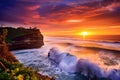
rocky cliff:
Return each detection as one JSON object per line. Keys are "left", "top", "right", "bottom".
{"left": 0, "top": 27, "right": 44, "bottom": 51}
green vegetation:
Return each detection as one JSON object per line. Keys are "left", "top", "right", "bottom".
{"left": 0, "top": 29, "right": 18, "bottom": 62}
{"left": 0, "top": 27, "right": 41, "bottom": 42}
{"left": 0, "top": 59, "right": 55, "bottom": 80}
{"left": 0, "top": 59, "right": 38, "bottom": 80}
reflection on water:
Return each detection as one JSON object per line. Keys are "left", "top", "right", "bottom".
{"left": 45, "top": 36, "right": 120, "bottom": 70}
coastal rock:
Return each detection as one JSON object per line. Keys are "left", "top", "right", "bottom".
{"left": 8, "top": 32, "right": 44, "bottom": 50}
{"left": 0, "top": 27, "right": 44, "bottom": 51}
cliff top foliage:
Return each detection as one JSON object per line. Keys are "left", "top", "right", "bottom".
{"left": 0, "top": 59, "right": 39, "bottom": 80}
{"left": 0, "top": 29, "right": 18, "bottom": 62}
{"left": 0, "top": 26, "right": 41, "bottom": 42}
{"left": 0, "top": 58, "right": 55, "bottom": 80}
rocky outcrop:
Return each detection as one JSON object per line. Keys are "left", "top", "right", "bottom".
{"left": 0, "top": 27, "right": 44, "bottom": 51}
{"left": 8, "top": 32, "right": 44, "bottom": 51}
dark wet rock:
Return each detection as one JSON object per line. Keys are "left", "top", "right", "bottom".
{"left": 8, "top": 32, "right": 44, "bottom": 50}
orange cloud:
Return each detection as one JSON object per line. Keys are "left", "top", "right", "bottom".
{"left": 0, "top": 0, "right": 120, "bottom": 35}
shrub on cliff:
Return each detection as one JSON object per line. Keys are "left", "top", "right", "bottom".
{"left": 0, "top": 29, "right": 18, "bottom": 62}
{"left": 0, "top": 59, "right": 55, "bottom": 80}
{"left": 0, "top": 59, "right": 39, "bottom": 80}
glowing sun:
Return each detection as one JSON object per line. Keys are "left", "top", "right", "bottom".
{"left": 78, "top": 31, "right": 89, "bottom": 40}
{"left": 81, "top": 31, "right": 88, "bottom": 36}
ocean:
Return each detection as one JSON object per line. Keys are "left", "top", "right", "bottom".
{"left": 12, "top": 35, "right": 120, "bottom": 80}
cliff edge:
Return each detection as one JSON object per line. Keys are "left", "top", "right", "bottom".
{"left": 0, "top": 27, "right": 44, "bottom": 51}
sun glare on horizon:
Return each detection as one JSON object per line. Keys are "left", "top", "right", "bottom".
{"left": 77, "top": 31, "right": 89, "bottom": 36}
{"left": 81, "top": 31, "right": 88, "bottom": 36}
{"left": 78, "top": 31, "right": 89, "bottom": 40}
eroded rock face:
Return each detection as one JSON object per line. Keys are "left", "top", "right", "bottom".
{"left": 0, "top": 27, "right": 44, "bottom": 51}
{"left": 8, "top": 29, "right": 44, "bottom": 51}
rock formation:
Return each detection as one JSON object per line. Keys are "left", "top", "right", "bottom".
{"left": 0, "top": 27, "right": 44, "bottom": 50}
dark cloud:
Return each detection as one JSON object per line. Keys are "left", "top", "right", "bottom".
{"left": 0, "top": 0, "right": 40, "bottom": 23}
{"left": 0, "top": 0, "right": 120, "bottom": 29}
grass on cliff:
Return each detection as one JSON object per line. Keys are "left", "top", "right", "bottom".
{"left": 0, "top": 59, "right": 39, "bottom": 80}
{"left": 0, "top": 59, "right": 55, "bottom": 80}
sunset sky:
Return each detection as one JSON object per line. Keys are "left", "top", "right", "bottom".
{"left": 0, "top": 0, "right": 120, "bottom": 36}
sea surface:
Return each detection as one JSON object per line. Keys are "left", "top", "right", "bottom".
{"left": 12, "top": 35, "right": 120, "bottom": 80}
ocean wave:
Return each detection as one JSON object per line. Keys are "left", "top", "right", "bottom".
{"left": 48, "top": 47, "right": 120, "bottom": 80}
{"left": 45, "top": 36, "right": 120, "bottom": 51}
{"left": 63, "top": 42, "right": 120, "bottom": 52}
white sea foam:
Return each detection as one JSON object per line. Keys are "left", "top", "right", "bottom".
{"left": 48, "top": 47, "right": 120, "bottom": 79}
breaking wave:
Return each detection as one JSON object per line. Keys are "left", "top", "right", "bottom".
{"left": 48, "top": 47, "right": 120, "bottom": 80}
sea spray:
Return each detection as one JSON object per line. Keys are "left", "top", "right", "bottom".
{"left": 48, "top": 47, "right": 120, "bottom": 80}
